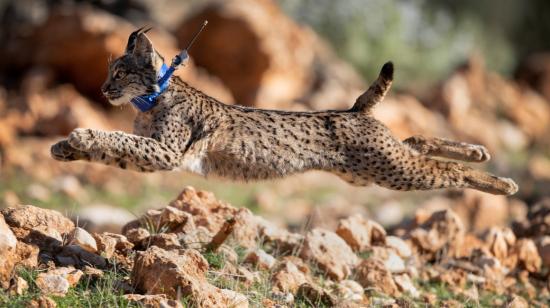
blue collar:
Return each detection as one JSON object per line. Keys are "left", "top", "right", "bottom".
{"left": 131, "top": 63, "right": 175, "bottom": 112}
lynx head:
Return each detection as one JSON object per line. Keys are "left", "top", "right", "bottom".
{"left": 101, "top": 28, "right": 165, "bottom": 106}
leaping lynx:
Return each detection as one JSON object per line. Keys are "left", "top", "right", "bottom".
{"left": 51, "top": 29, "right": 518, "bottom": 195}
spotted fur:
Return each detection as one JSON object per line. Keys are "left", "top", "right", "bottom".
{"left": 51, "top": 31, "right": 518, "bottom": 195}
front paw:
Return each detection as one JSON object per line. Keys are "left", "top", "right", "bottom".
{"left": 51, "top": 140, "right": 89, "bottom": 161}
{"left": 68, "top": 128, "right": 96, "bottom": 151}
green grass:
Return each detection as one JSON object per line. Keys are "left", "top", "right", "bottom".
{"left": 0, "top": 267, "right": 136, "bottom": 308}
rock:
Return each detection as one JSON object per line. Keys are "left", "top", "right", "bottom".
{"left": 124, "top": 227, "right": 150, "bottom": 245}
{"left": 374, "top": 201, "right": 405, "bottom": 227}
{"left": 515, "top": 52, "right": 550, "bottom": 102}
{"left": 0, "top": 213, "right": 18, "bottom": 289}
{"left": 69, "top": 227, "right": 98, "bottom": 253}
{"left": 179, "top": 226, "right": 214, "bottom": 250}
{"left": 132, "top": 246, "right": 248, "bottom": 306}
{"left": 244, "top": 249, "right": 276, "bottom": 270}
{"left": 514, "top": 198, "right": 550, "bottom": 238}
{"left": 537, "top": 236, "right": 550, "bottom": 267}
{"left": 27, "top": 295, "right": 57, "bottom": 308}
{"left": 257, "top": 217, "right": 303, "bottom": 253}
{"left": 1, "top": 205, "right": 74, "bottom": 250}
{"left": 514, "top": 239, "right": 542, "bottom": 273}
{"left": 124, "top": 294, "right": 183, "bottom": 308}
{"left": 176, "top": 0, "right": 364, "bottom": 109}
{"left": 383, "top": 249, "right": 406, "bottom": 273}
{"left": 300, "top": 228, "right": 359, "bottom": 281}
{"left": 336, "top": 214, "right": 386, "bottom": 252}
{"left": 485, "top": 227, "right": 517, "bottom": 268}
{"left": 169, "top": 187, "right": 260, "bottom": 248}
{"left": 409, "top": 209, "right": 465, "bottom": 260}
{"left": 1, "top": 4, "right": 232, "bottom": 104}
{"left": 271, "top": 257, "right": 310, "bottom": 294}
{"left": 83, "top": 266, "right": 104, "bottom": 279}
{"left": 393, "top": 274, "right": 420, "bottom": 298}
{"left": 355, "top": 258, "right": 400, "bottom": 296}
{"left": 93, "top": 232, "right": 133, "bottom": 258}
{"left": 333, "top": 280, "right": 364, "bottom": 303}
{"left": 9, "top": 276, "right": 29, "bottom": 295}
{"left": 296, "top": 282, "right": 336, "bottom": 307}
{"left": 15, "top": 242, "right": 39, "bottom": 269}
{"left": 507, "top": 296, "right": 529, "bottom": 308}
{"left": 36, "top": 267, "right": 83, "bottom": 296}
{"left": 385, "top": 236, "right": 412, "bottom": 258}
{"left": 140, "top": 233, "right": 182, "bottom": 250}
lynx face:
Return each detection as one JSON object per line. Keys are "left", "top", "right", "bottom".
{"left": 101, "top": 29, "right": 164, "bottom": 106}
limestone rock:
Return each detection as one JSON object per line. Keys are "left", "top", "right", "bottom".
{"left": 93, "top": 232, "right": 134, "bottom": 258}
{"left": 393, "top": 274, "right": 420, "bottom": 298}
{"left": 124, "top": 228, "right": 150, "bottom": 245}
{"left": 69, "top": 227, "right": 97, "bottom": 253}
{"left": 56, "top": 245, "right": 107, "bottom": 268}
{"left": 409, "top": 209, "right": 464, "bottom": 260}
{"left": 271, "top": 257, "right": 310, "bottom": 294}
{"left": 0, "top": 213, "right": 18, "bottom": 289}
{"left": 124, "top": 294, "right": 183, "bottom": 308}
{"left": 257, "top": 217, "right": 303, "bottom": 253}
{"left": 333, "top": 280, "right": 364, "bottom": 303}
{"left": 385, "top": 236, "right": 412, "bottom": 258}
{"left": 176, "top": 0, "right": 364, "bottom": 110}
{"left": 27, "top": 295, "right": 57, "bottom": 308}
{"left": 132, "top": 246, "right": 248, "bottom": 307}
{"left": 9, "top": 276, "right": 29, "bottom": 296}
{"left": 537, "top": 236, "right": 550, "bottom": 267}
{"left": 1, "top": 205, "right": 74, "bottom": 250}
{"left": 355, "top": 258, "right": 400, "bottom": 296}
{"left": 336, "top": 214, "right": 386, "bottom": 252}
{"left": 296, "top": 282, "right": 336, "bottom": 307}
{"left": 36, "top": 267, "right": 83, "bottom": 296}
{"left": 244, "top": 249, "right": 276, "bottom": 270}
{"left": 514, "top": 239, "right": 542, "bottom": 273}
{"left": 140, "top": 233, "right": 182, "bottom": 250}
{"left": 300, "top": 228, "right": 358, "bottom": 281}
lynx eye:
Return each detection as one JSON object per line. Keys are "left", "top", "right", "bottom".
{"left": 114, "top": 70, "right": 127, "bottom": 80}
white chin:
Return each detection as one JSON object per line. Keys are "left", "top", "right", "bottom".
{"left": 109, "top": 94, "right": 132, "bottom": 106}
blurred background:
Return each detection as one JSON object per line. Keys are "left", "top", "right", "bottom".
{"left": 1, "top": 0, "right": 549, "bottom": 234}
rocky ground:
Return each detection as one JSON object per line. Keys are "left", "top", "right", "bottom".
{"left": 0, "top": 186, "right": 549, "bottom": 307}
{"left": 1, "top": 0, "right": 550, "bottom": 307}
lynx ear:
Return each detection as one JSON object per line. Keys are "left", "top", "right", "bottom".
{"left": 125, "top": 27, "right": 151, "bottom": 54}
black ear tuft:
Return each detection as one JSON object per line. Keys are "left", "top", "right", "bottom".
{"left": 125, "top": 26, "right": 153, "bottom": 54}
{"left": 380, "top": 61, "right": 394, "bottom": 80}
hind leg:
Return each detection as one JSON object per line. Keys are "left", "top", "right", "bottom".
{"left": 403, "top": 135, "right": 490, "bottom": 163}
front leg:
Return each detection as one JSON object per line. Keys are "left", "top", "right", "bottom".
{"left": 65, "top": 128, "right": 183, "bottom": 171}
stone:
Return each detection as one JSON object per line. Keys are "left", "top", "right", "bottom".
{"left": 124, "top": 227, "right": 150, "bottom": 244}
{"left": 27, "top": 296, "right": 57, "bottom": 308}
{"left": 176, "top": 0, "right": 364, "bottom": 110}
{"left": 1, "top": 205, "right": 74, "bottom": 250}
{"left": 15, "top": 242, "right": 40, "bottom": 269}
{"left": 83, "top": 266, "right": 104, "bottom": 279}
{"left": 244, "top": 249, "right": 276, "bottom": 270}
{"left": 514, "top": 239, "right": 542, "bottom": 273}
{"left": 36, "top": 267, "right": 83, "bottom": 296}
{"left": 300, "top": 228, "right": 359, "bottom": 281}
{"left": 537, "top": 236, "right": 550, "bottom": 267}
{"left": 124, "top": 294, "right": 183, "bottom": 308}
{"left": 9, "top": 276, "right": 29, "bottom": 295}
{"left": 507, "top": 296, "right": 529, "bottom": 308}
{"left": 170, "top": 187, "right": 260, "bottom": 248}
{"left": 141, "top": 233, "right": 182, "bottom": 250}
{"left": 0, "top": 213, "right": 18, "bottom": 289}
{"left": 132, "top": 246, "right": 248, "bottom": 306}
{"left": 271, "top": 257, "right": 310, "bottom": 294}
{"left": 336, "top": 214, "right": 386, "bottom": 252}
{"left": 393, "top": 274, "right": 420, "bottom": 298}
{"left": 385, "top": 236, "right": 412, "bottom": 258}
{"left": 296, "top": 283, "right": 336, "bottom": 307}
{"left": 333, "top": 280, "right": 364, "bottom": 303}
{"left": 485, "top": 227, "right": 517, "bottom": 268}
{"left": 409, "top": 209, "right": 464, "bottom": 260}
{"left": 257, "top": 217, "right": 303, "bottom": 253}
{"left": 453, "top": 190, "right": 509, "bottom": 231}
{"left": 69, "top": 227, "right": 98, "bottom": 253}
{"left": 355, "top": 258, "right": 400, "bottom": 296}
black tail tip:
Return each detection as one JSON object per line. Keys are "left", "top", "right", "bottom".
{"left": 381, "top": 61, "right": 394, "bottom": 80}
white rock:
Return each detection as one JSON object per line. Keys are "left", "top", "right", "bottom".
{"left": 384, "top": 250, "right": 406, "bottom": 273}
{"left": 393, "top": 274, "right": 420, "bottom": 298}
{"left": 69, "top": 227, "right": 98, "bottom": 253}
{"left": 244, "top": 249, "right": 276, "bottom": 270}
{"left": 386, "top": 236, "right": 412, "bottom": 258}
{"left": 0, "top": 214, "right": 17, "bottom": 251}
